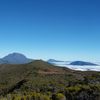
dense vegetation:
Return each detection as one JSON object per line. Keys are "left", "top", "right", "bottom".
{"left": 0, "top": 60, "right": 100, "bottom": 100}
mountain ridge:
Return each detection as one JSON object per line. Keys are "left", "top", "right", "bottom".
{"left": 0, "top": 53, "right": 100, "bottom": 71}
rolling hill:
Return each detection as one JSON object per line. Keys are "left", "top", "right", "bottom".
{"left": 0, "top": 60, "right": 100, "bottom": 99}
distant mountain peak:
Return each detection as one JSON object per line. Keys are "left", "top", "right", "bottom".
{"left": 0, "top": 52, "right": 33, "bottom": 64}
{"left": 48, "top": 59, "right": 64, "bottom": 62}
{"left": 70, "top": 61, "right": 98, "bottom": 66}
{"left": 3, "top": 52, "right": 27, "bottom": 59}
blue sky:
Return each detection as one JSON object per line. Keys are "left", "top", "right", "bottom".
{"left": 0, "top": 0, "right": 100, "bottom": 61}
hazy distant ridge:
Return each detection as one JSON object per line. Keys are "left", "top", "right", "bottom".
{"left": 0, "top": 53, "right": 33, "bottom": 64}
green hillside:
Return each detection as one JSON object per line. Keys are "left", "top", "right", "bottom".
{"left": 0, "top": 60, "right": 100, "bottom": 100}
